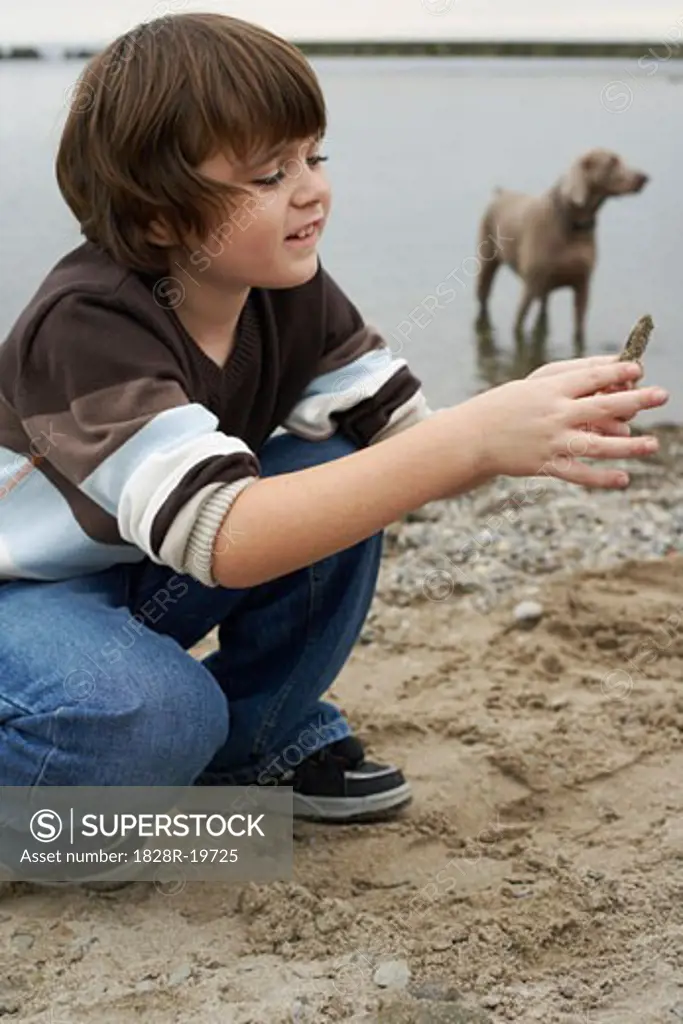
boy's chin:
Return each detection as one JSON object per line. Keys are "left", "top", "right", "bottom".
{"left": 258, "top": 254, "right": 320, "bottom": 290}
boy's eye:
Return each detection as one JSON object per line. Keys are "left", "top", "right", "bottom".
{"left": 252, "top": 154, "right": 329, "bottom": 188}
{"left": 253, "top": 169, "right": 286, "bottom": 187}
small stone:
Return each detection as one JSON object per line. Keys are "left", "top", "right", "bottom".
{"left": 135, "top": 981, "right": 156, "bottom": 994}
{"left": 168, "top": 963, "right": 193, "bottom": 986}
{"left": 10, "top": 933, "right": 34, "bottom": 953}
{"left": 513, "top": 601, "right": 543, "bottom": 628}
{"left": 0, "top": 993, "right": 20, "bottom": 1017}
{"left": 373, "top": 960, "right": 411, "bottom": 989}
{"left": 480, "top": 993, "right": 501, "bottom": 1009}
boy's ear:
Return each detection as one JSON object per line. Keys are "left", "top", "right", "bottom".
{"left": 145, "top": 216, "right": 175, "bottom": 247}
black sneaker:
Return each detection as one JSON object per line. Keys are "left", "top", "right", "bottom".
{"left": 268, "top": 736, "right": 412, "bottom": 823}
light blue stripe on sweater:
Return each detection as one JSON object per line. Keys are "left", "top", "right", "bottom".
{"left": 81, "top": 403, "right": 218, "bottom": 515}
{"left": 0, "top": 449, "right": 143, "bottom": 581}
{"left": 300, "top": 348, "right": 399, "bottom": 397}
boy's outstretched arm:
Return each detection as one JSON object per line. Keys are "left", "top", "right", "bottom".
{"left": 208, "top": 359, "right": 668, "bottom": 589}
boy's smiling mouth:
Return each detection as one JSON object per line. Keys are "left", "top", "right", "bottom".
{"left": 285, "top": 217, "right": 324, "bottom": 245}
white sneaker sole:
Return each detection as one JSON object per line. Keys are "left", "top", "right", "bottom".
{"left": 293, "top": 782, "right": 413, "bottom": 823}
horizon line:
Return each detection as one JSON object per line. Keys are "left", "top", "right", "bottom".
{"left": 2, "top": 37, "right": 681, "bottom": 48}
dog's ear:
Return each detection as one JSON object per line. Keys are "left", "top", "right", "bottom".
{"left": 561, "top": 157, "right": 591, "bottom": 207}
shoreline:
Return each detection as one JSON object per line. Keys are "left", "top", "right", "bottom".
{"left": 4, "top": 41, "right": 683, "bottom": 60}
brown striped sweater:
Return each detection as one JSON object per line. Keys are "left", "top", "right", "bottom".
{"left": 0, "top": 242, "right": 432, "bottom": 585}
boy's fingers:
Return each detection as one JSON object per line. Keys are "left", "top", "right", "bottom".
{"left": 561, "top": 361, "right": 644, "bottom": 397}
{"left": 594, "top": 418, "right": 631, "bottom": 437}
{"left": 579, "top": 385, "right": 669, "bottom": 419}
{"left": 530, "top": 355, "right": 619, "bottom": 381}
{"left": 575, "top": 433, "right": 659, "bottom": 460}
{"left": 547, "top": 458, "right": 629, "bottom": 489}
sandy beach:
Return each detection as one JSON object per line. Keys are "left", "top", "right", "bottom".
{"left": 2, "top": 428, "right": 683, "bottom": 1024}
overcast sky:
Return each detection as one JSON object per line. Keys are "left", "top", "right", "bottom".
{"left": 2, "top": 0, "right": 683, "bottom": 47}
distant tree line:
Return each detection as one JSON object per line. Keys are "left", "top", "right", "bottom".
{"left": 2, "top": 41, "right": 683, "bottom": 60}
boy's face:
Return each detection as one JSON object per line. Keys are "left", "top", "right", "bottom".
{"left": 181, "top": 136, "right": 331, "bottom": 291}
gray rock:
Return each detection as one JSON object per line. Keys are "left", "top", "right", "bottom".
{"left": 168, "top": 963, "right": 193, "bottom": 986}
{"left": 373, "top": 959, "right": 411, "bottom": 989}
{"left": 10, "top": 932, "right": 34, "bottom": 953}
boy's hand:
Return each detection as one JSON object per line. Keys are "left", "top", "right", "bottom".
{"left": 463, "top": 359, "right": 668, "bottom": 489}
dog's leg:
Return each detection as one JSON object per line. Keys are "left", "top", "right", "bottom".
{"left": 475, "top": 224, "right": 502, "bottom": 326}
{"left": 514, "top": 286, "right": 535, "bottom": 338}
{"left": 573, "top": 279, "right": 589, "bottom": 350}
{"left": 532, "top": 297, "right": 550, "bottom": 349}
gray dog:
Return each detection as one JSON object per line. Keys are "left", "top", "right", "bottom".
{"left": 475, "top": 148, "right": 649, "bottom": 346}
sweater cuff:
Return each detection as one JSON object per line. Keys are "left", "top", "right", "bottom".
{"left": 369, "top": 390, "right": 436, "bottom": 444}
{"left": 182, "top": 477, "right": 257, "bottom": 587}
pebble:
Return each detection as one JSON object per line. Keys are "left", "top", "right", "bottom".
{"left": 168, "top": 963, "right": 193, "bottom": 986}
{"left": 512, "top": 600, "right": 544, "bottom": 627}
{"left": 373, "top": 959, "right": 411, "bottom": 989}
{"left": 10, "top": 932, "right": 34, "bottom": 953}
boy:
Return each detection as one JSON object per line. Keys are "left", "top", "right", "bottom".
{"left": 0, "top": 13, "right": 668, "bottom": 824}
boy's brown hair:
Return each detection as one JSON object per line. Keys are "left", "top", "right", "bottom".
{"left": 56, "top": 12, "right": 326, "bottom": 273}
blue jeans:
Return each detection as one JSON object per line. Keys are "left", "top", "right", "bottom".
{"left": 0, "top": 433, "right": 382, "bottom": 788}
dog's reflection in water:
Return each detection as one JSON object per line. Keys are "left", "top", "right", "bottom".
{"left": 474, "top": 312, "right": 553, "bottom": 391}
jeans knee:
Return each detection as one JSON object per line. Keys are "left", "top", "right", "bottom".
{"left": 125, "top": 671, "right": 229, "bottom": 784}
{"left": 42, "top": 662, "right": 229, "bottom": 786}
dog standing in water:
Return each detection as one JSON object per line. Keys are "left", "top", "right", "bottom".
{"left": 476, "top": 148, "right": 649, "bottom": 347}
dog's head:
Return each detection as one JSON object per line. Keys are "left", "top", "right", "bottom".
{"left": 560, "top": 148, "right": 649, "bottom": 208}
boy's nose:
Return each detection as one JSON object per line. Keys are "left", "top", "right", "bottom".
{"left": 291, "top": 163, "right": 330, "bottom": 208}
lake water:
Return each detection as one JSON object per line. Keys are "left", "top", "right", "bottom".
{"left": 1, "top": 55, "right": 682, "bottom": 422}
